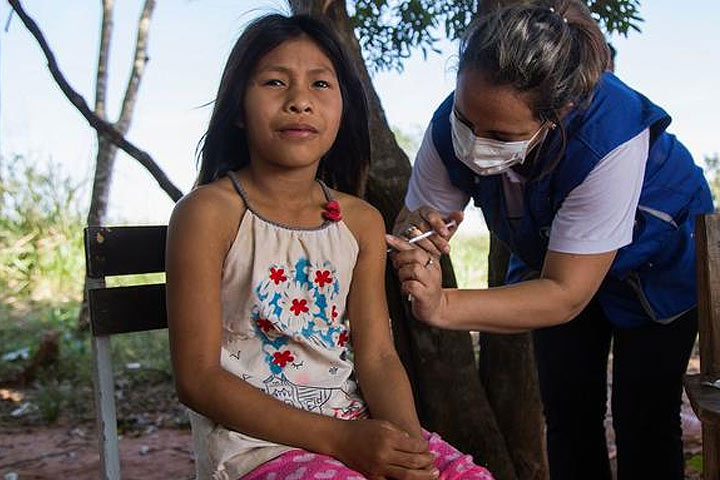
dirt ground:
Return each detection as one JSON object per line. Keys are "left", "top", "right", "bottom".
{"left": 0, "top": 399, "right": 705, "bottom": 479}
{"left": 0, "top": 356, "right": 706, "bottom": 479}
{"left": 0, "top": 426, "right": 194, "bottom": 479}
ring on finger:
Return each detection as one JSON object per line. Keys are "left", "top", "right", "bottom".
{"left": 424, "top": 256, "right": 434, "bottom": 268}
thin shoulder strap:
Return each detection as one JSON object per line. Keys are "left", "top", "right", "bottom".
{"left": 316, "top": 179, "right": 334, "bottom": 202}
{"left": 226, "top": 171, "right": 251, "bottom": 207}
{"left": 230, "top": 171, "right": 333, "bottom": 208}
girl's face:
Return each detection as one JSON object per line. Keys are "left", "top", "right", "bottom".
{"left": 243, "top": 36, "right": 343, "bottom": 171}
{"left": 454, "top": 69, "right": 544, "bottom": 143}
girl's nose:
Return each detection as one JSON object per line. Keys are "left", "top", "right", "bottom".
{"left": 285, "top": 90, "right": 313, "bottom": 114}
{"left": 288, "top": 102, "right": 312, "bottom": 113}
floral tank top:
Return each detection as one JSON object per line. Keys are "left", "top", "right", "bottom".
{"left": 189, "top": 172, "right": 368, "bottom": 480}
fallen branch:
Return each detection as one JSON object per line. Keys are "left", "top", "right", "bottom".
{"left": 7, "top": 0, "right": 183, "bottom": 202}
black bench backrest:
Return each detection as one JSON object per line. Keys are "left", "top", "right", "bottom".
{"left": 84, "top": 226, "right": 168, "bottom": 336}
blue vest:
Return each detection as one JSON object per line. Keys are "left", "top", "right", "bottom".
{"left": 432, "top": 73, "right": 714, "bottom": 327}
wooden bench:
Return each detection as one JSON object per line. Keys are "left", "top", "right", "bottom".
{"left": 84, "top": 215, "right": 720, "bottom": 479}
{"left": 684, "top": 213, "right": 720, "bottom": 480}
{"left": 84, "top": 225, "right": 168, "bottom": 480}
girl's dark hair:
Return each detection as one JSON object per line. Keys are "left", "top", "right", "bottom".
{"left": 460, "top": 0, "right": 610, "bottom": 175}
{"left": 196, "top": 14, "right": 370, "bottom": 196}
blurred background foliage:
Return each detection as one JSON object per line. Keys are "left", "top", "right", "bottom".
{"left": 0, "top": 155, "right": 177, "bottom": 426}
{"left": 350, "top": 0, "right": 642, "bottom": 73}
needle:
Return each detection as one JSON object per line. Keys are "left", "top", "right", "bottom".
{"left": 386, "top": 220, "right": 457, "bottom": 253}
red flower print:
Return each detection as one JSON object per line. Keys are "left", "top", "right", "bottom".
{"left": 272, "top": 350, "right": 294, "bottom": 368}
{"left": 338, "top": 331, "right": 349, "bottom": 347}
{"left": 256, "top": 317, "right": 274, "bottom": 332}
{"left": 269, "top": 267, "right": 287, "bottom": 285}
{"left": 331, "top": 305, "right": 338, "bottom": 320}
{"left": 322, "top": 200, "right": 343, "bottom": 222}
{"left": 290, "top": 298, "right": 309, "bottom": 316}
{"left": 314, "top": 270, "right": 333, "bottom": 288}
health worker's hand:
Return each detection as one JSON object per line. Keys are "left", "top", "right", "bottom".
{"left": 333, "top": 419, "right": 438, "bottom": 480}
{"left": 392, "top": 207, "right": 463, "bottom": 257}
{"left": 385, "top": 235, "right": 448, "bottom": 329}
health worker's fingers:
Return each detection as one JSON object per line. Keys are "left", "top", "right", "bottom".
{"left": 397, "top": 263, "right": 436, "bottom": 292}
{"left": 393, "top": 214, "right": 427, "bottom": 238}
{"left": 388, "top": 243, "right": 436, "bottom": 271}
{"left": 418, "top": 208, "right": 463, "bottom": 254}
{"left": 385, "top": 234, "right": 415, "bottom": 253}
{"left": 418, "top": 208, "right": 463, "bottom": 237}
{"left": 409, "top": 234, "right": 445, "bottom": 258}
{"left": 445, "top": 210, "right": 464, "bottom": 234}
{"left": 418, "top": 207, "right": 451, "bottom": 235}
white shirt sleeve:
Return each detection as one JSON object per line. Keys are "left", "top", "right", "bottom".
{"left": 404, "top": 123, "right": 470, "bottom": 216}
{"left": 548, "top": 128, "right": 649, "bottom": 254}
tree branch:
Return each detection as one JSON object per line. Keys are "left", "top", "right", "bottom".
{"left": 94, "top": 0, "right": 113, "bottom": 118}
{"left": 116, "top": 0, "right": 155, "bottom": 132}
{"left": 288, "top": 0, "right": 335, "bottom": 16}
{"left": 7, "top": 0, "right": 182, "bottom": 202}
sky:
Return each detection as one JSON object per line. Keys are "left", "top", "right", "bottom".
{"left": 1, "top": 1, "right": 719, "bottom": 229}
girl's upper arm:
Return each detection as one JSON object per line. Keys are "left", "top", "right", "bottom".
{"left": 165, "top": 187, "right": 240, "bottom": 392}
{"left": 343, "top": 200, "right": 396, "bottom": 362}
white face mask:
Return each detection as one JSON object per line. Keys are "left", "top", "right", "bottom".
{"left": 450, "top": 108, "right": 548, "bottom": 176}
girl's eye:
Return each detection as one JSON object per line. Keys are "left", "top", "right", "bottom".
{"left": 263, "top": 79, "right": 285, "bottom": 87}
{"left": 313, "top": 80, "right": 331, "bottom": 89}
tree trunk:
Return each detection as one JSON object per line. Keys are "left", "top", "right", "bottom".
{"left": 85, "top": 0, "right": 115, "bottom": 226}
{"left": 79, "top": 0, "right": 156, "bottom": 330}
{"left": 289, "top": 2, "right": 518, "bottom": 477}
{"left": 480, "top": 234, "right": 548, "bottom": 479}
{"left": 9, "top": 0, "right": 180, "bottom": 329}
{"left": 459, "top": 3, "right": 548, "bottom": 477}
{"left": 87, "top": 0, "right": 154, "bottom": 226}
{"left": 87, "top": 139, "right": 118, "bottom": 226}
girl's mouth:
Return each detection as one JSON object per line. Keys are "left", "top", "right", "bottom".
{"left": 278, "top": 123, "right": 319, "bottom": 139}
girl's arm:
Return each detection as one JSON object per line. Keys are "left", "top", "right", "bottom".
{"left": 167, "top": 187, "right": 341, "bottom": 452}
{"left": 167, "top": 185, "right": 435, "bottom": 479}
{"left": 386, "top": 234, "right": 615, "bottom": 332}
{"left": 343, "top": 198, "right": 425, "bottom": 438}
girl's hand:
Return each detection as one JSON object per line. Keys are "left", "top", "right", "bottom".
{"left": 392, "top": 207, "right": 463, "bottom": 257}
{"left": 333, "top": 419, "right": 438, "bottom": 479}
{"left": 385, "top": 235, "right": 448, "bottom": 329}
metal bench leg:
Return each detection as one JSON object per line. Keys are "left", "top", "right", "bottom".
{"left": 92, "top": 335, "right": 121, "bottom": 480}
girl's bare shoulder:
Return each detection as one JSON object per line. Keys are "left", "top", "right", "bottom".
{"left": 331, "top": 190, "right": 385, "bottom": 246}
{"left": 169, "top": 177, "right": 246, "bottom": 250}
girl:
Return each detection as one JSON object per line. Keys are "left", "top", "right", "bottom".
{"left": 387, "top": 1, "right": 713, "bottom": 479}
{"left": 166, "top": 14, "right": 494, "bottom": 480}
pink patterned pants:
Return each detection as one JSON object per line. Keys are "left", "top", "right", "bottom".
{"left": 242, "top": 431, "right": 494, "bottom": 480}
